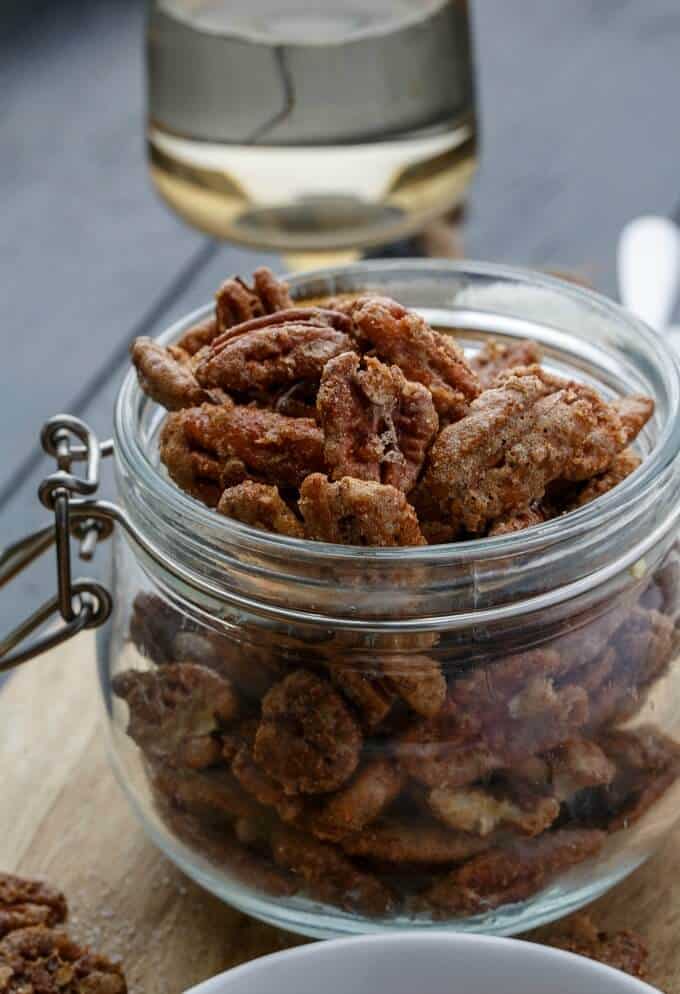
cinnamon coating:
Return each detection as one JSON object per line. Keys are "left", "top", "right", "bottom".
{"left": 299, "top": 474, "right": 426, "bottom": 547}
{"left": 317, "top": 352, "right": 438, "bottom": 493}
{"left": 131, "top": 337, "right": 211, "bottom": 411}
{"left": 217, "top": 481, "right": 305, "bottom": 538}
{"left": 423, "top": 366, "right": 630, "bottom": 533}
{"left": 215, "top": 267, "right": 293, "bottom": 332}
{"left": 470, "top": 339, "right": 542, "bottom": 388}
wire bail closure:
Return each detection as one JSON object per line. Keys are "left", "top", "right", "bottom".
{"left": 0, "top": 416, "right": 116, "bottom": 672}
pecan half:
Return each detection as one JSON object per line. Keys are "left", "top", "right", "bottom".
{"left": 215, "top": 267, "right": 293, "bottom": 332}
{"left": 131, "top": 337, "right": 211, "bottom": 411}
{"left": 299, "top": 474, "right": 426, "bottom": 547}
{"left": 470, "top": 339, "right": 542, "bottom": 388}
{"left": 349, "top": 296, "right": 480, "bottom": 421}
{"left": 423, "top": 366, "right": 629, "bottom": 532}
{"left": 318, "top": 352, "right": 438, "bottom": 493}
{"left": 112, "top": 663, "right": 239, "bottom": 769}
{"left": 0, "top": 875, "right": 67, "bottom": 941}
{"left": 254, "top": 670, "right": 362, "bottom": 795}
{"left": 217, "top": 481, "right": 305, "bottom": 538}
{"left": 341, "top": 818, "right": 490, "bottom": 864}
{"left": 0, "top": 927, "right": 127, "bottom": 994}
{"left": 311, "top": 760, "right": 403, "bottom": 842}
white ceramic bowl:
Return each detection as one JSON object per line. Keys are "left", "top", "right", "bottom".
{"left": 186, "top": 933, "right": 659, "bottom": 994}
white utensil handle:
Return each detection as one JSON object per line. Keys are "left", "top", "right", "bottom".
{"left": 617, "top": 215, "right": 680, "bottom": 331}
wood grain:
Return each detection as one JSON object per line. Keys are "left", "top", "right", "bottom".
{"left": 2, "top": 634, "right": 679, "bottom": 993}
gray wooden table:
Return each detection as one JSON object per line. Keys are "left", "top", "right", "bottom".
{"left": 3, "top": 0, "right": 680, "bottom": 656}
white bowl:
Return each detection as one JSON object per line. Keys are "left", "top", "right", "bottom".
{"left": 186, "top": 933, "right": 659, "bottom": 994}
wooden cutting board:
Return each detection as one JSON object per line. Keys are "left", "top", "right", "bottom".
{"left": 2, "top": 632, "right": 679, "bottom": 993}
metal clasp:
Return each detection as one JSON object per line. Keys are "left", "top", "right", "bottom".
{"left": 0, "top": 416, "right": 116, "bottom": 672}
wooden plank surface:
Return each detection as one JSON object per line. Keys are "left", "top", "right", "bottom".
{"left": 2, "top": 633, "right": 680, "bottom": 993}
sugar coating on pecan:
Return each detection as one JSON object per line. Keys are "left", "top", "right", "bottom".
{"left": 546, "top": 914, "right": 648, "bottom": 979}
{"left": 423, "top": 366, "right": 629, "bottom": 532}
{"left": 613, "top": 394, "right": 655, "bottom": 444}
{"left": 271, "top": 826, "right": 396, "bottom": 916}
{"left": 318, "top": 352, "right": 438, "bottom": 493}
{"left": 218, "top": 482, "right": 304, "bottom": 538}
{"left": 215, "top": 268, "right": 293, "bottom": 332}
{"left": 341, "top": 818, "right": 490, "bottom": 864}
{"left": 399, "top": 713, "right": 503, "bottom": 790}
{"left": 349, "top": 295, "right": 481, "bottom": 421}
{"left": 326, "top": 663, "right": 396, "bottom": 730}
{"left": 299, "top": 474, "right": 426, "bottom": 547}
{"left": 152, "top": 766, "right": 262, "bottom": 824}
{"left": 0, "top": 927, "right": 127, "bottom": 994}
{"left": 311, "top": 760, "right": 403, "bottom": 842}
{"left": 470, "top": 339, "right": 542, "bottom": 388}
{"left": 231, "top": 742, "right": 304, "bottom": 824}
{"left": 112, "top": 663, "right": 239, "bottom": 769}
{"left": 209, "top": 306, "right": 354, "bottom": 353}
{"left": 421, "top": 829, "right": 605, "bottom": 914}
{"left": 0, "top": 875, "right": 67, "bottom": 941}
{"left": 160, "top": 407, "right": 247, "bottom": 507}
{"left": 195, "top": 319, "right": 353, "bottom": 395}
{"left": 255, "top": 670, "right": 362, "bottom": 795}
{"left": 131, "top": 337, "right": 211, "bottom": 411}
{"left": 163, "top": 403, "right": 324, "bottom": 497}
{"left": 427, "top": 783, "right": 560, "bottom": 838}
{"left": 176, "top": 316, "right": 221, "bottom": 357}
{"left": 566, "top": 448, "right": 641, "bottom": 510}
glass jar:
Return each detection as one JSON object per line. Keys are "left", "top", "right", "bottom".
{"left": 101, "top": 261, "right": 680, "bottom": 939}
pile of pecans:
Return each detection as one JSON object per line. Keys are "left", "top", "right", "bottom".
{"left": 0, "top": 873, "right": 126, "bottom": 993}
{"left": 130, "top": 268, "right": 654, "bottom": 545}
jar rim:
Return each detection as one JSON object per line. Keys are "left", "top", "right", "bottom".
{"left": 115, "top": 258, "right": 680, "bottom": 567}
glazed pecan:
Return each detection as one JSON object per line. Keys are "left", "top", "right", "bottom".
{"left": 299, "top": 474, "right": 426, "bottom": 547}
{"left": 217, "top": 482, "right": 305, "bottom": 538}
{"left": 131, "top": 337, "right": 211, "bottom": 411}
{"left": 379, "top": 654, "right": 446, "bottom": 718}
{"left": 423, "top": 366, "right": 629, "bottom": 533}
{"left": 161, "top": 403, "right": 324, "bottom": 500}
{"left": 231, "top": 742, "right": 304, "bottom": 824}
{"left": 317, "top": 352, "right": 438, "bottom": 493}
{"left": 349, "top": 296, "right": 480, "bottom": 421}
{"left": 152, "top": 766, "right": 262, "bottom": 824}
{"left": 420, "top": 829, "right": 605, "bottom": 915}
{"left": 311, "top": 760, "right": 403, "bottom": 842}
{"left": 487, "top": 503, "right": 549, "bottom": 536}
{"left": 0, "top": 927, "right": 126, "bottom": 994}
{"left": 546, "top": 914, "right": 648, "bottom": 979}
{"left": 565, "top": 448, "right": 641, "bottom": 510}
{"left": 112, "top": 663, "right": 239, "bottom": 770}
{"left": 340, "top": 818, "right": 490, "bottom": 864}
{"left": 326, "top": 663, "right": 396, "bottom": 731}
{"left": 571, "top": 727, "right": 680, "bottom": 831}
{"left": 215, "top": 267, "right": 293, "bottom": 332}
{"left": 0, "top": 875, "right": 67, "bottom": 940}
{"left": 255, "top": 670, "right": 362, "bottom": 795}
{"left": 427, "top": 782, "right": 560, "bottom": 838}
{"left": 271, "top": 826, "right": 396, "bottom": 916}
{"left": 129, "top": 592, "right": 186, "bottom": 665}
{"left": 613, "top": 394, "right": 655, "bottom": 444}
{"left": 176, "top": 316, "right": 220, "bottom": 356}
{"left": 195, "top": 314, "right": 353, "bottom": 396}
{"left": 470, "top": 339, "right": 542, "bottom": 388}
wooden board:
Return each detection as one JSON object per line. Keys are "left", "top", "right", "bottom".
{"left": 1, "top": 633, "right": 679, "bottom": 993}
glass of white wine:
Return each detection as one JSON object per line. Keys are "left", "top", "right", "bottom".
{"left": 147, "top": 0, "right": 477, "bottom": 259}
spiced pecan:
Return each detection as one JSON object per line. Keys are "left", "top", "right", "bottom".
{"left": 427, "top": 782, "right": 560, "bottom": 838}
{"left": 161, "top": 403, "right": 324, "bottom": 499}
{"left": 217, "top": 482, "right": 304, "bottom": 538}
{"left": 215, "top": 268, "right": 293, "bottom": 332}
{"left": 176, "top": 316, "right": 220, "bottom": 356}
{"left": 299, "top": 474, "right": 426, "bottom": 547}
{"left": 325, "top": 663, "right": 396, "bottom": 731}
{"left": 565, "top": 448, "right": 641, "bottom": 510}
{"left": 340, "top": 818, "right": 490, "bottom": 864}
{"left": 546, "top": 914, "right": 648, "bottom": 979}
{"left": 0, "top": 875, "right": 67, "bottom": 941}
{"left": 131, "top": 337, "right": 211, "bottom": 411}
{"left": 470, "top": 339, "right": 542, "bottom": 388}
{"left": 129, "top": 592, "right": 185, "bottom": 665}
{"left": 349, "top": 296, "right": 480, "bottom": 421}
{"left": 255, "top": 670, "right": 362, "bottom": 795}
{"left": 420, "top": 829, "right": 605, "bottom": 914}
{"left": 152, "top": 766, "right": 262, "bottom": 824}
{"left": 487, "top": 503, "right": 549, "bottom": 536}
{"left": 422, "top": 366, "right": 629, "bottom": 533}
{"left": 112, "top": 663, "right": 239, "bottom": 770}
{"left": 379, "top": 655, "right": 446, "bottom": 718}
{"left": 195, "top": 317, "right": 353, "bottom": 396}
{"left": 271, "top": 826, "right": 396, "bottom": 916}
{"left": 0, "top": 927, "right": 126, "bottom": 994}
{"left": 613, "top": 394, "right": 655, "bottom": 444}
{"left": 311, "top": 760, "right": 403, "bottom": 842}
{"left": 317, "top": 352, "right": 438, "bottom": 493}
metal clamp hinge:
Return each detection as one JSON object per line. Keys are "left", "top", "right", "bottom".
{"left": 0, "top": 416, "right": 116, "bottom": 672}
